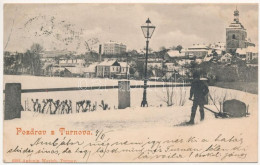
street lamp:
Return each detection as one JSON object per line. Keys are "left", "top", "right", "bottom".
{"left": 141, "top": 18, "right": 156, "bottom": 107}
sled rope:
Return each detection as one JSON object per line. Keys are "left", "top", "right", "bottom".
{"left": 208, "top": 92, "right": 221, "bottom": 112}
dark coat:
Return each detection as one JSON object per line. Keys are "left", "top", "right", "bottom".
{"left": 190, "top": 79, "right": 209, "bottom": 104}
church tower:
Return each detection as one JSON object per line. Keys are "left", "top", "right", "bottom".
{"left": 226, "top": 7, "right": 247, "bottom": 54}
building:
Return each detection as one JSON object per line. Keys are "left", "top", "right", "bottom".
{"left": 183, "top": 44, "right": 209, "bottom": 59}
{"left": 51, "top": 65, "right": 65, "bottom": 77}
{"left": 246, "top": 46, "right": 258, "bottom": 62}
{"left": 226, "top": 8, "right": 255, "bottom": 53}
{"left": 59, "top": 59, "right": 85, "bottom": 67}
{"left": 220, "top": 53, "right": 232, "bottom": 63}
{"left": 96, "top": 60, "right": 121, "bottom": 78}
{"left": 209, "top": 42, "right": 226, "bottom": 51}
{"left": 167, "top": 50, "right": 186, "bottom": 58}
{"left": 83, "top": 63, "right": 98, "bottom": 78}
{"left": 119, "top": 62, "right": 130, "bottom": 74}
{"left": 177, "top": 59, "right": 193, "bottom": 66}
{"left": 236, "top": 48, "right": 247, "bottom": 61}
{"left": 236, "top": 46, "right": 258, "bottom": 62}
{"left": 103, "top": 41, "right": 127, "bottom": 55}
{"left": 203, "top": 54, "right": 213, "bottom": 62}
{"left": 64, "top": 67, "right": 85, "bottom": 77}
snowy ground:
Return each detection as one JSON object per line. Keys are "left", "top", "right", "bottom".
{"left": 20, "top": 85, "right": 256, "bottom": 113}
{"left": 3, "top": 75, "right": 184, "bottom": 89}
{"left": 9, "top": 86, "right": 258, "bottom": 130}
{"left": 3, "top": 75, "right": 257, "bottom": 132}
{"left": 4, "top": 95, "right": 258, "bottom": 162}
{"left": 3, "top": 75, "right": 258, "bottom": 162}
{"left": 3, "top": 75, "right": 257, "bottom": 126}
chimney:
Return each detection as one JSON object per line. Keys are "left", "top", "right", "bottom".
{"left": 99, "top": 44, "right": 102, "bottom": 62}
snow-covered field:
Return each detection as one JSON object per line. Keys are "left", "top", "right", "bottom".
{"left": 19, "top": 85, "right": 256, "bottom": 114}
{"left": 3, "top": 75, "right": 257, "bottom": 127}
{"left": 3, "top": 75, "right": 258, "bottom": 162}
{"left": 3, "top": 75, "right": 184, "bottom": 89}
{"left": 5, "top": 75, "right": 255, "bottom": 112}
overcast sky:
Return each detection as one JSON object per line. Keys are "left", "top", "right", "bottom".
{"left": 4, "top": 3, "right": 258, "bottom": 53}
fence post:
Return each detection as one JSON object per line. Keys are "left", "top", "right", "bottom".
{"left": 4, "top": 83, "right": 22, "bottom": 120}
{"left": 118, "top": 81, "right": 130, "bottom": 109}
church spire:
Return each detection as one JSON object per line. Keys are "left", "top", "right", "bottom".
{"left": 234, "top": 6, "right": 239, "bottom": 23}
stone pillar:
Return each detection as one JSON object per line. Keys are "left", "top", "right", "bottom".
{"left": 118, "top": 81, "right": 130, "bottom": 109}
{"left": 4, "top": 83, "right": 22, "bottom": 120}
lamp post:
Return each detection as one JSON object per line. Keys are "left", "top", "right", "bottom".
{"left": 141, "top": 18, "right": 156, "bottom": 107}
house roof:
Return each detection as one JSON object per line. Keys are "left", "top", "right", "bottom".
{"left": 185, "top": 49, "right": 208, "bottom": 52}
{"left": 237, "top": 46, "right": 258, "bottom": 55}
{"left": 119, "top": 62, "right": 130, "bottom": 68}
{"left": 83, "top": 63, "right": 98, "bottom": 73}
{"left": 167, "top": 50, "right": 185, "bottom": 57}
{"left": 204, "top": 55, "right": 213, "bottom": 62}
{"left": 65, "top": 67, "right": 85, "bottom": 74}
{"left": 98, "top": 60, "right": 119, "bottom": 66}
{"left": 216, "top": 50, "right": 222, "bottom": 54}
{"left": 247, "top": 46, "right": 258, "bottom": 53}
{"left": 222, "top": 53, "right": 232, "bottom": 58}
{"left": 227, "top": 22, "right": 245, "bottom": 29}
{"left": 236, "top": 48, "right": 247, "bottom": 54}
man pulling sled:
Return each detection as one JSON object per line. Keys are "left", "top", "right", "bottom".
{"left": 187, "top": 72, "right": 209, "bottom": 125}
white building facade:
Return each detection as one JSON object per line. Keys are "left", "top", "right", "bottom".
{"left": 103, "top": 41, "right": 127, "bottom": 55}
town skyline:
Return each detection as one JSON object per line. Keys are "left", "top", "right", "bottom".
{"left": 4, "top": 3, "right": 258, "bottom": 53}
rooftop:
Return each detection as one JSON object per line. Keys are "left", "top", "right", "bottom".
{"left": 226, "top": 22, "right": 245, "bottom": 29}
{"left": 65, "top": 67, "right": 85, "bottom": 74}
{"left": 119, "top": 62, "right": 130, "bottom": 68}
{"left": 104, "top": 41, "right": 126, "bottom": 45}
{"left": 84, "top": 63, "right": 98, "bottom": 73}
{"left": 167, "top": 50, "right": 185, "bottom": 57}
{"left": 98, "top": 60, "right": 119, "bottom": 66}
{"left": 236, "top": 46, "right": 258, "bottom": 54}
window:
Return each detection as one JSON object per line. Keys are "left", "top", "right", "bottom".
{"left": 232, "top": 34, "right": 236, "bottom": 39}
